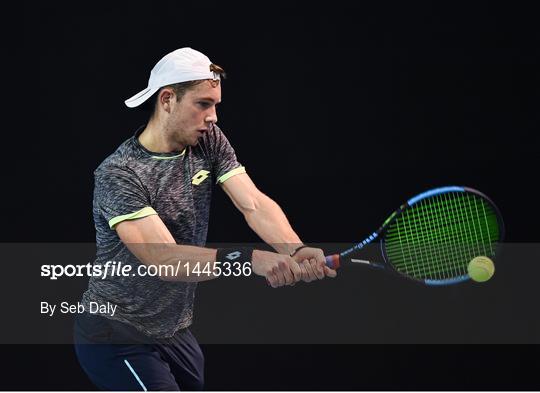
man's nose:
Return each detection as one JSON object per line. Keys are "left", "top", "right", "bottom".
{"left": 204, "top": 109, "right": 218, "bottom": 125}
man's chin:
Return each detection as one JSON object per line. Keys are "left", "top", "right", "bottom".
{"left": 193, "top": 134, "right": 206, "bottom": 145}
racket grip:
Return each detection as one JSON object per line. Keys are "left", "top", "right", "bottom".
{"left": 325, "top": 254, "right": 341, "bottom": 269}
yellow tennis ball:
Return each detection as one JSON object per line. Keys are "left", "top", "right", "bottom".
{"left": 468, "top": 256, "right": 495, "bottom": 282}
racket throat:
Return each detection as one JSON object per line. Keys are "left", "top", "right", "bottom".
{"left": 350, "top": 259, "right": 385, "bottom": 269}
{"left": 350, "top": 258, "right": 371, "bottom": 265}
{"left": 325, "top": 254, "right": 385, "bottom": 270}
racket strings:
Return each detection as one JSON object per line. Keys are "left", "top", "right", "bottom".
{"left": 413, "top": 195, "right": 496, "bottom": 278}
{"left": 385, "top": 192, "right": 500, "bottom": 280}
{"left": 397, "top": 195, "right": 463, "bottom": 279}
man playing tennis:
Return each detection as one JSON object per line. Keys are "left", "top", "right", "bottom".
{"left": 74, "top": 47, "right": 336, "bottom": 391}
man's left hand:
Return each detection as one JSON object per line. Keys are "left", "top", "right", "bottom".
{"left": 291, "top": 247, "right": 337, "bottom": 282}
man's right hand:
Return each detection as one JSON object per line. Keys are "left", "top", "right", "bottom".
{"left": 251, "top": 250, "right": 302, "bottom": 288}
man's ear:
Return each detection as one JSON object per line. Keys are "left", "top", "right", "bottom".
{"left": 158, "top": 88, "right": 175, "bottom": 113}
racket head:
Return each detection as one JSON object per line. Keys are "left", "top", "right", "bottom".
{"left": 380, "top": 186, "right": 504, "bottom": 285}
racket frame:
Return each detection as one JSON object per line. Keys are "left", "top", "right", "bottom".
{"left": 326, "top": 186, "right": 505, "bottom": 286}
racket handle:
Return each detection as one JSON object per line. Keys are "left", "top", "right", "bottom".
{"left": 325, "top": 254, "right": 341, "bottom": 270}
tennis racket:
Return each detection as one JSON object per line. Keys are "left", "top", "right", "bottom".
{"left": 325, "top": 186, "right": 504, "bottom": 285}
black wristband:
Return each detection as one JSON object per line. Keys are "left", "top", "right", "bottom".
{"left": 290, "top": 244, "right": 308, "bottom": 257}
{"left": 216, "top": 247, "right": 254, "bottom": 263}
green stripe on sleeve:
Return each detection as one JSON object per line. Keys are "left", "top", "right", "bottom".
{"left": 108, "top": 206, "right": 158, "bottom": 229}
{"left": 217, "top": 166, "right": 246, "bottom": 184}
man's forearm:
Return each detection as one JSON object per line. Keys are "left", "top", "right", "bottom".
{"left": 243, "top": 193, "right": 303, "bottom": 255}
{"left": 127, "top": 243, "right": 219, "bottom": 282}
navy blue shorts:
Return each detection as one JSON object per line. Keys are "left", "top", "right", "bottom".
{"left": 74, "top": 312, "right": 204, "bottom": 391}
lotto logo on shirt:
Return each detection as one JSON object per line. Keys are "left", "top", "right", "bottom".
{"left": 192, "top": 170, "right": 210, "bottom": 185}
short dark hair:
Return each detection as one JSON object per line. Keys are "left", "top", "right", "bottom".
{"left": 140, "top": 63, "right": 226, "bottom": 118}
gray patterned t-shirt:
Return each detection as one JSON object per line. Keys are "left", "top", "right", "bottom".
{"left": 81, "top": 125, "right": 245, "bottom": 338}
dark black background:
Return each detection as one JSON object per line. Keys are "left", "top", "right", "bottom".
{"left": 3, "top": 1, "right": 540, "bottom": 390}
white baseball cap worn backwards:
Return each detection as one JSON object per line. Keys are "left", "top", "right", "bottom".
{"left": 125, "top": 47, "right": 220, "bottom": 108}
